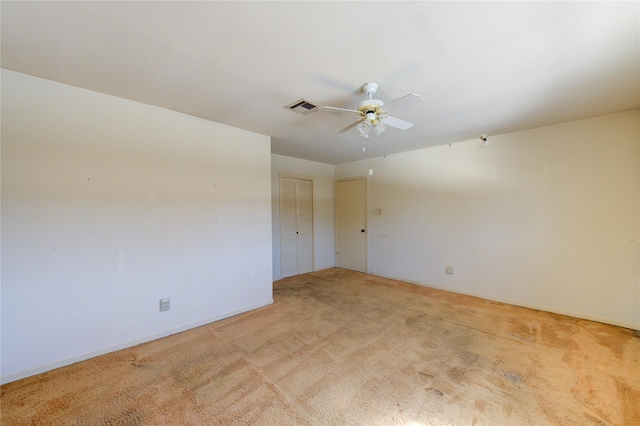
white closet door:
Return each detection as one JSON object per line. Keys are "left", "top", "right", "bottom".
{"left": 296, "top": 180, "right": 314, "bottom": 274}
{"left": 280, "top": 177, "right": 314, "bottom": 278}
{"left": 280, "top": 178, "right": 299, "bottom": 278}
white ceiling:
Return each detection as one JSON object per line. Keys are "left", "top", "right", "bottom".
{"left": 2, "top": 1, "right": 638, "bottom": 165}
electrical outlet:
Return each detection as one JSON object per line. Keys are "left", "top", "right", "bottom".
{"left": 445, "top": 266, "right": 453, "bottom": 274}
{"left": 159, "top": 298, "right": 170, "bottom": 312}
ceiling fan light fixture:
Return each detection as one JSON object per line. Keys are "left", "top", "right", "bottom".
{"left": 364, "top": 111, "right": 377, "bottom": 124}
{"left": 373, "top": 121, "right": 386, "bottom": 136}
{"left": 357, "top": 121, "right": 370, "bottom": 138}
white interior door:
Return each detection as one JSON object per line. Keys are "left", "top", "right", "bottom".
{"left": 280, "top": 177, "right": 314, "bottom": 278}
{"left": 336, "top": 178, "right": 367, "bottom": 272}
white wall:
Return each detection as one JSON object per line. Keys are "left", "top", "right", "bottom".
{"left": 271, "top": 154, "right": 335, "bottom": 280}
{"left": 1, "top": 70, "right": 273, "bottom": 383}
{"left": 336, "top": 111, "right": 640, "bottom": 329}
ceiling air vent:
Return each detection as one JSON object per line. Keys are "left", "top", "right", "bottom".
{"left": 284, "top": 98, "right": 319, "bottom": 115}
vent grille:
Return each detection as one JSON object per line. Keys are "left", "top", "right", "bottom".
{"left": 284, "top": 98, "right": 319, "bottom": 115}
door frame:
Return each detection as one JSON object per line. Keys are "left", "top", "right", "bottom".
{"left": 335, "top": 176, "right": 368, "bottom": 272}
{"left": 279, "top": 173, "right": 315, "bottom": 277}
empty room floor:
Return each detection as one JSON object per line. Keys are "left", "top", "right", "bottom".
{"left": 2, "top": 268, "right": 639, "bottom": 425}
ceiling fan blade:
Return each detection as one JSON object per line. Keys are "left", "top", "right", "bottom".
{"left": 318, "top": 105, "right": 361, "bottom": 114}
{"left": 383, "top": 93, "right": 423, "bottom": 111}
{"left": 381, "top": 115, "right": 414, "bottom": 130}
{"left": 338, "top": 119, "right": 363, "bottom": 134}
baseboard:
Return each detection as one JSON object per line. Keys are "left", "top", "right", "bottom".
{"left": 314, "top": 265, "right": 336, "bottom": 273}
{"left": 369, "top": 272, "right": 639, "bottom": 331}
{"left": 274, "top": 265, "right": 336, "bottom": 282}
{"left": 1, "top": 298, "right": 273, "bottom": 385}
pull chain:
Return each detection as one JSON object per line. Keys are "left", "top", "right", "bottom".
{"left": 368, "top": 140, "right": 374, "bottom": 176}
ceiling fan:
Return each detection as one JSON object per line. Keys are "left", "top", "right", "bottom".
{"left": 319, "top": 82, "right": 423, "bottom": 138}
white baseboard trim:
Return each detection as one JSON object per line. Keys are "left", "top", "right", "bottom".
{"left": 369, "top": 272, "right": 639, "bottom": 331}
{"left": 313, "top": 265, "right": 336, "bottom": 273}
{"left": 1, "top": 299, "right": 273, "bottom": 385}
{"left": 273, "top": 265, "right": 336, "bottom": 282}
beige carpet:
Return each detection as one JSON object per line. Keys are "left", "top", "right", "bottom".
{"left": 2, "top": 268, "right": 639, "bottom": 425}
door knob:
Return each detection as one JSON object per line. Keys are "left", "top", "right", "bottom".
{"left": 361, "top": 229, "right": 365, "bottom": 233}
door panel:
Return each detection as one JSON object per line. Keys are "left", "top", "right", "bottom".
{"left": 296, "top": 180, "right": 314, "bottom": 274}
{"left": 280, "top": 177, "right": 314, "bottom": 278}
{"left": 280, "top": 178, "right": 299, "bottom": 277}
{"left": 336, "top": 178, "right": 367, "bottom": 272}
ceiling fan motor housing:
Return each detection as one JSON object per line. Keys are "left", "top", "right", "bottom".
{"left": 358, "top": 98, "right": 385, "bottom": 124}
